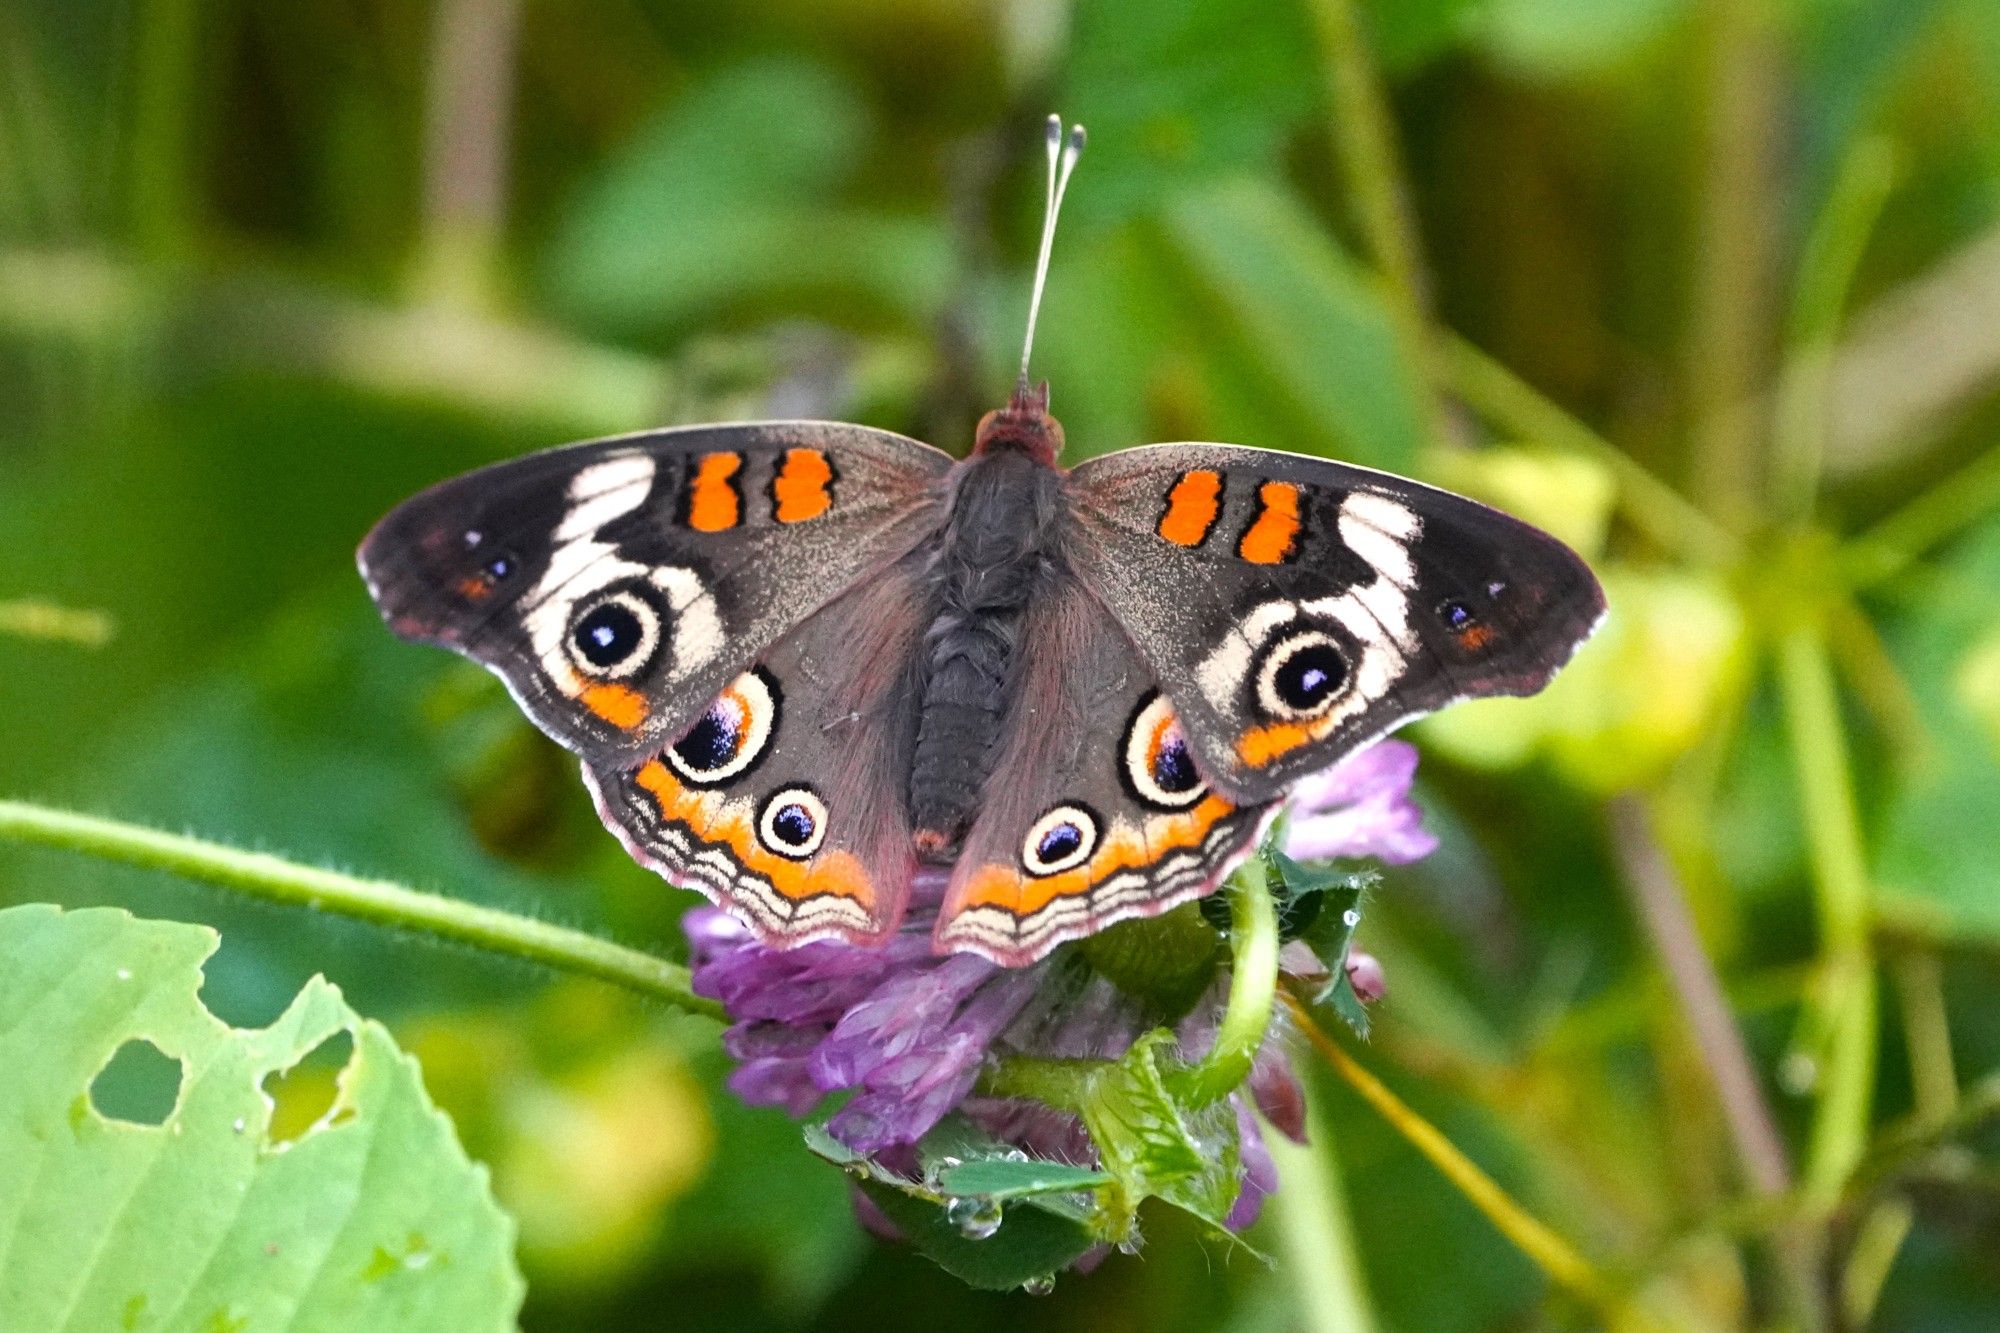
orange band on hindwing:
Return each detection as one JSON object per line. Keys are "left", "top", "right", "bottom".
{"left": 683, "top": 452, "right": 743, "bottom": 532}
{"left": 631, "top": 760, "right": 874, "bottom": 910}
{"left": 1156, "top": 470, "right": 1222, "bottom": 547}
{"left": 770, "top": 449, "right": 835, "bottom": 523}
{"left": 1237, "top": 481, "right": 1303, "bottom": 564}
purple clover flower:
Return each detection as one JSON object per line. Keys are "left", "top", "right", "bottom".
{"left": 685, "top": 737, "right": 1434, "bottom": 1237}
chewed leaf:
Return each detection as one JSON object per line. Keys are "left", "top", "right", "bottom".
{"left": 0, "top": 904, "right": 522, "bottom": 1332}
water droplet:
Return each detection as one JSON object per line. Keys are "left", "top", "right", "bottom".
{"left": 1342, "top": 909, "right": 1360, "bottom": 928}
{"left": 1779, "top": 1052, "right": 1818, "bottom": 1095}
{"left": 934, "top": 1155, "right": 962, "bottom": 1170}
{"left": 945, "top": 1196, "right": 1003, "bottom": 1240}
{"left": 1021, "top": 1276, "right": 1055, "bottom": 1296}
{"left": 115, "top": 969, "right": 132, "bottom": 981}
{"left": 232, "top": 1117, "right": 246, "bottom": 1134}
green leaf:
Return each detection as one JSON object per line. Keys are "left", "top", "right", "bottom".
{"left": 852, "top": 1182, "right": 1097, "bottom": 1293}
{"left": 1271, "top": 851, "right": 1374, "bottom": 1038}
{"left": 1064, "top": 0, "right": 1317, "bottom": 227}
{"left": 544, "top": 57, "right": 951, "bottom": 336}
{"left": 803, "top": 1121, "right": 1098, "bottom": 1291}
{"left": 1159, "top": 180, "right": 1427, "bottom": 472}
{"left": 0, "top": 904, "right": 522, "bottom": 1332}
{"left": 1077, "top": 1031, "right": 1207, "bottom": 1206}
{"left": 934, "top": 1158, "right": 1114, "bottom": 1200}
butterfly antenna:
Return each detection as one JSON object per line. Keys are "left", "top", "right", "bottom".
{"left": 1019, "top": 114, "right": 1085, "bottom": 388}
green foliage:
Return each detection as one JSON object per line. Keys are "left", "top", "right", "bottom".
{"left": 6, "top": 0, "right": 2000, "bottom": 1326}
{"left": 1878, "top": 515, "right": 2000, "bottom": 940}
{"left": 0, "top": 904, "right": 521, "bottom": 1331}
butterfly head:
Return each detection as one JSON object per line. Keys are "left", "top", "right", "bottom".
{"left": 972, "top": 375, "right": 1064, "bottom": 464}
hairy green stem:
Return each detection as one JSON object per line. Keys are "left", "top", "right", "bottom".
{"left": 0, "top": 801, "right": 723, "bottom": 1020}
{"left": 1775, "top": 632, "right": 1878, "bottom": 1206}
{"left": 1170, "top": 857, "right": 1280, "bottom": 1106}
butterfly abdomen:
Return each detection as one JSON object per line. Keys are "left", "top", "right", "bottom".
{"left": 908, "top": 450, "right": 1067, "bottom": 857}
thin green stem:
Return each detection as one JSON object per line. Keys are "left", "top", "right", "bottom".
{"left": 1305, "top": 0, "right": 1441, "bottom": 440}
{"left": 1282, "top": 993, "right": 1666, "bottom": 1332}
{"left": 1171, "top": 856, "right": 1280, "bottom": 1106}
{"left": 127, "top": 0, "right": 201, "bottom": 263}
{"left": 1846, "top": 442, "right": 2000, "bottom": 589}
{"left": 1775, "top": 631, "right": 1879, "bottom": 1206}
{"left": 1264, "top": 1093, "right": 1379, "bottom": 1333}
{"left": 0, "top": 800, "right": 723, "bottom": 1020}
{"left": 1772, "top": 137, "right": 1896, "bottom": 523}
{"left": 1888, "top": 946, "right": 1958, "bottom": 1125}
{"left": 1686, "top": 0, "right": 1780, "bottom": 530}
{"left": 1441, "top": 334, "right": 1740, "bottom": 564}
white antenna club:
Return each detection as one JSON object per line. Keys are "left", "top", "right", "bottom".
{"left": 1020, "top": 115, "right": 1086, "bottom": 383}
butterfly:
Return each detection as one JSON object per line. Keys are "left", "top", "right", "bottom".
{"left": 358, "top": 119, "right": 1605, "bottom": 967}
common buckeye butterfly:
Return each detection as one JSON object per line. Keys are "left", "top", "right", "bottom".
{"left": 359, "top": 119, "right": 1604, "bottom": 967}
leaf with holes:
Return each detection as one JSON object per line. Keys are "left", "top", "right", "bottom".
{"left": 0, "top": 904, "right": 522, "bottom": 1331}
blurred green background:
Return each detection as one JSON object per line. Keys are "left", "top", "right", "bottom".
{"left": 4, "top": 0, "right": 2000, "bottom": 1328}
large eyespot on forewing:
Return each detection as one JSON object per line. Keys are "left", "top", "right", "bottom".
{"left": 663, "top": 667, "right": 782, "bottom": 788}
{"left": 1120, "top": 690, "right": 1210, "bottom": 811}
{"left": 1251, "top": 629, "right": 1350, "bottom": 721}
{"left": 1020, "top": 803, "right": 1101, "bottom": 878}
{"left": 565, "top": 582, "right": 671, "bottom": 682}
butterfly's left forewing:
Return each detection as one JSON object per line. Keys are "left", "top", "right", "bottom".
{"left": 1064, "top": 443, "right": 1606, "bottom": 803}
{"left": 359, "top": 422, "right": 950, "bottom": 768}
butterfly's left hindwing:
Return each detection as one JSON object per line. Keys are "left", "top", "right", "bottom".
{"left": 1065, "top": 443, "right": 1606, "bottom": 803}
{"left": 586, "top": 563, "right": 930, "bottom": 946}
{"left": 358, "top": 422, "right": 951, "bottom": 768}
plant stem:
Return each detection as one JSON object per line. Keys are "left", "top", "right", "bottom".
{"left": 1775, "top": 631, "right": 1879, "bottom": 1207}
{"left": 1171, "top": 856, "right": 1280, "bottom": 1107}
{"left": 1686, "top": 0, "right": 1781, "bottom": 530}
{"left": 1845, "top": 442, "right": 2000, "bottom": 589}
{"left": 1441, "top": 334, "right": 1739, "bottom": 565}
{"left": 1305, "top": 0, "right": 1441, "bottom": 441}
{"left": 413, "top": 0, "right": 524, "bottom": 311}
{"left": 0, "top": 247, "right": 667, "bottom": 436}
{"left": 1608, "top": 795, "right": 1793, "bottom": 1197}
{"left": 1771, "top": 138, "right": 1896, "bottom": 522}
{"left": 1608, "top": 794, "right": 1829, "bottom": 1330}
{"left": 1264, "top": 1095, "right": 1379, "bottom": 1333}
{"left": 0, "top": 800, "right": 723, "bottom": 1020}
{"left": 1282, "top": 993, "right": 1661, "bottom": 1331}
{"left": 1887, "top": 946, "right": 1957, "bottom": 1124}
